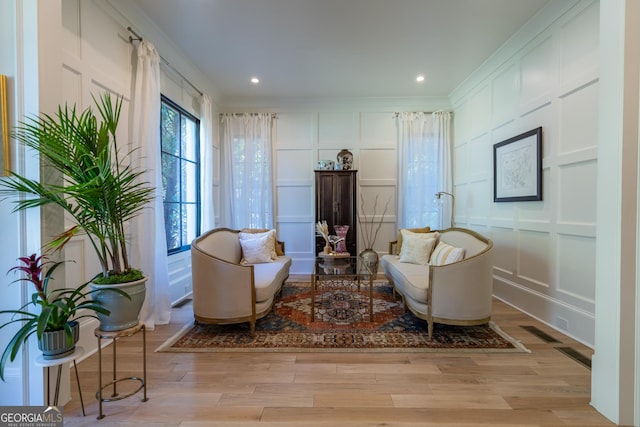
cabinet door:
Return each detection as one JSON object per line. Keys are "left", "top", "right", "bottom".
{"left": 333, "top": 173, "right": 356, "bottom": 253}
{"left": 315, "top": 171, "right": 357, "bottom": 255}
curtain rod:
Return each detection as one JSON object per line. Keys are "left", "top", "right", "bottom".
{"left": 220, "top": 112, "right": 278, "bottom": 119}
{"left": 127, "top": 27, "right": 203, "bottom": 97}
{"left": 393, "top": 111, "right": 452, "bottom": 118}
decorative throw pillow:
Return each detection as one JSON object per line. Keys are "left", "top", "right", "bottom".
{"left": 430, "top": 241, "right": 465, "bottom": 266}
{"left": 239, "top": 228, "right": 283, "bottom": 257}
{"left": 396, "top": 226, "right": 432, "bottom": 255}
{"left": 397, "top": 229, "right": 439, "bottom": 258}
{"left": 239, "top": 234, "right": 274, "bottom": 264}
{"left": 399, "top": 236, "right": 436, "bottom": 266}
{"left": 239, "top": 229, "right": 277, "bottom": 259}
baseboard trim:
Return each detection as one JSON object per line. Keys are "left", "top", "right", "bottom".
{"left": 493, "top": 277, "right": 594, "bottom": 348}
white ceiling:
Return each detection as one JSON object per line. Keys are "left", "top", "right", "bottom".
{"left": 128, "top": 0, "right": 552, "bottom": 100}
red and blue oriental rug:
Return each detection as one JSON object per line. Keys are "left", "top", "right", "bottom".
{"left": 157, "top": 281, "right": 528, "bottom": 353}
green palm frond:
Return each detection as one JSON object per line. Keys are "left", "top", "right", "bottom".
{"left": 0, "top": 93, "right": 154, "bottom": 278}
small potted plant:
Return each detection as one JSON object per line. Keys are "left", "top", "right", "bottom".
{"left": 0, "top": 93, "right": 154, "bottom": 331}
{"left": 0, "top": 254, "right": 122, "bottom": 381}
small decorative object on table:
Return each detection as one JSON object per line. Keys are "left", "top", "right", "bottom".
{"left": 328, "top": 235, "right": 345, "bottom": 253}
{"left": 333, "top": 225, "right": 349, "bottom": 253}
{"left": 316, "top": 220, "right": 332, "bottom": 254}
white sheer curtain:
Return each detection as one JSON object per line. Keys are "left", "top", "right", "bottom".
{"left": 397, "top": 111, "right": 452, "bottom": 229}
{"left": 220, "top": 113, "right": 274, "bottom": 229}
{"left": 200, "top": 95, "right": 215, "bottom": 231}
{"left": 130, "top": 40, "right": 171, "bottom": 328}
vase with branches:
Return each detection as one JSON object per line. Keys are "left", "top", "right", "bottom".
{"left": 357, "top": 194, "right": 391, "bottom": 278}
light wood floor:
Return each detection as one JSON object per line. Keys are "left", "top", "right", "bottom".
{"left": 62, "top": 279, "right": 614, "bottom": 427}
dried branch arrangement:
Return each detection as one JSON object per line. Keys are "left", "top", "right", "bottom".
{"left": 316, "top": 220, "right": 330, "bottom": 247}
{"left": 358, "top": 194, "right": 391, "bottom": 250}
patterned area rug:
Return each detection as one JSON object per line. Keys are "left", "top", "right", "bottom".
{"left": 157, "top": 282, "right": 528, "bottom": 353}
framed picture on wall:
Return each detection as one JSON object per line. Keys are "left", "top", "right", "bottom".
{"left": 1, "top": 74, "right": 9, "bottom": 176}
{"left": 493, "top": 127, "right": 542, "bottom": 202}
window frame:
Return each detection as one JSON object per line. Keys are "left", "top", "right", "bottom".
{"left": 160, "top": 94, "right": 201, "bottom": 255}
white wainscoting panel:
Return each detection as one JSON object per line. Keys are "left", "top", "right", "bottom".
{"left": 358, "top": 149, "right": 396, "bottom": 181}
{"left": 318, "top": 112, "right": 356, "bottom": 147}
{"left": 168, "top": 251, "right": 193, "bottom": 305}
{"left": 276, "top": 112, "right": 316, "bottom": 148}
{"left": 521, "top": 35, "right": 556, "bottom": 105}
{"left": 468, "top": 134, "right": 492, "bottom": 180}
{"left": 557, "top": 233, "right": 596, "bottom": 303}
{"left": 492, "top": 64, "right": 519, "bottom": 127}
{"left": 468, "top": 85, "right": 491, "bottom": 137}
{"left": 559, "top": 1, "right": 599, "bottom": 85}
{"left": 558, "top": 81, "right": 598, "bottom": 154}
{"left": 278, "top": 186, "right": 313, "bottom": 218}
{"left": 518, "top": 230, "right": 552, "bottom": 288}
{"left": 277, "top": 149, "right": 314, "bottom": 182}
{"left": 491, "top": 227, "right": 517, "bottom": 276}
{"left": 360, "top": 112, "right": 397, "bottom": 148}
{"left": 467, "top": 180, "right": 491, "bottom": 223}
{"left": 557, "top": 160, "right": 597, "bottom": 224}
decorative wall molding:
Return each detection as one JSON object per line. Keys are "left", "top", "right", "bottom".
{"left": 452, "top": 0, "right": 600, "bottom": 346}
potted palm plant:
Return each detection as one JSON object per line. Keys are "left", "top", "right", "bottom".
{"left": 0, "top": 93, "right": 154, "bottom": 331}
{"left": 0, "top": 254, "right": 119, "bottom": 381}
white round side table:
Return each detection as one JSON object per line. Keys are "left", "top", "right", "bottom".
{"left": 35, "top": 345, "right": 85, "bottom": 416}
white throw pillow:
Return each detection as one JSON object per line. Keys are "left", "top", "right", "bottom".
{"left": 397, "top": 229, "right": 439, "bottom": 258}
{"left": 239, "top": 229, "right": 277, "bottom": 260}
{"left": 239, "top": 234, "right": 274, "bottom": 264}
{"left": 399, "top": 236, "right": 436, "bottom": 266}
{"left": 430, "top": 241, "right": 466, "bottom": 266}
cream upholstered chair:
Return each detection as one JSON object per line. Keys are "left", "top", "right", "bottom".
{"left": 381, "top": 228, "right": 494, "bottom": 338}
{"left": 191, "top": 228, "right": 291, "bottom": 335}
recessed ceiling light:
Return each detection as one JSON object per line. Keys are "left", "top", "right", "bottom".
{"left": 416, "top": 75, "right": 425, "bottom": 82}
{"left": 250, "top": 77, "right": 260, "bottom": 84}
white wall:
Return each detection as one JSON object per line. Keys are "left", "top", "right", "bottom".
{"left": 449, "top": 0, "right": 598, "bottom": 346}
{"left": 0, "top": 0, "right": 66, "bottom": 406}
{"left": 0, "top": 0, "right": 24, "bottom": 405}
{"left": 222, "top": 97, "right": 450, "bottom": 274}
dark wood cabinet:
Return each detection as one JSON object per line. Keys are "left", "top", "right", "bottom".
{"left": 315, "top": 170, "right": 357, "bottom": 256}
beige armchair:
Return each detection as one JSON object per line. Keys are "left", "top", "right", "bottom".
{"left": 381, "top": 228, "right": 494, "bottom": 338}
{"left": 191, "top": 228, "right": 291, "bottom": 335}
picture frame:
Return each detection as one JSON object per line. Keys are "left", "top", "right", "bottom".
{"left": 1, "top": 74, "right": 9, "bottom": 176}
{"left": 493, "top": 127, "right": 542, "bottom": 202}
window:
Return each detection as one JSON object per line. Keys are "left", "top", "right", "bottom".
{"left": 160, "top": 96, "right": 200, "bottom": 253}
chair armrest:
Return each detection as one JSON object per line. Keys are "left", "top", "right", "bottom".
{"left": 277, "top": 240, "right": 285, "bottom": 255}
{"left": 429, "top": 247, "right": 494, "bottom": 320}
{"left": 388, "top": 240, "right": 398, "bottom": 256}
{"left": 191, "top": 245, "right": 256, "bottom": 319}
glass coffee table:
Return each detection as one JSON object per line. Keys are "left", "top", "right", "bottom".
{"left": 311, "top": 254, "right": 375, "bottom": 323}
